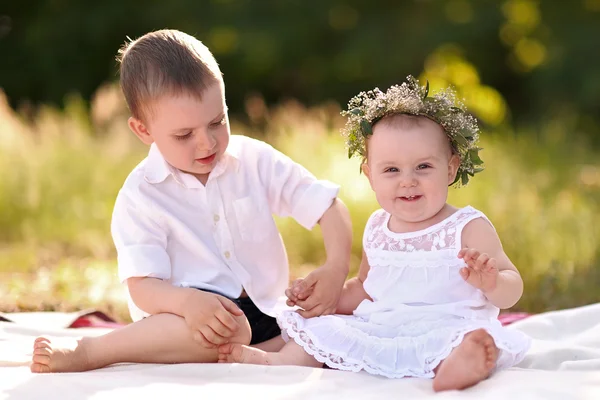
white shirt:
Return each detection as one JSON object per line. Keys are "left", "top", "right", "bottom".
{"left": 111, "top": 135, "right": 339, "bottom": 321}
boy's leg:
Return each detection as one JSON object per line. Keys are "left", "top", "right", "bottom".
{"left": 252, "top": 335, "right": 285, "bottom": 352}
{"left": 31, "top": 312, "right": 251, "bottom": 373}
{"left": 218, "top": 340, "right": 322, "bottom": 368}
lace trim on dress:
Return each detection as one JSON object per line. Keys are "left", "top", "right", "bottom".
{"left": 278, "top": 312, "right": 529, "bottom": 379}
{"left": 364, "top": 206, "right": 483, "bottom": 253}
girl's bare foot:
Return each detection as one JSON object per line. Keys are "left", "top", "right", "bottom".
{"left": 432, "top": 329, "right": 498, "bottom": 392}
{"left": 218, "top": 343, "right": 279, "bottom": 365}
{"left": 30, "top": 336, "right": 93, "bottom": 373}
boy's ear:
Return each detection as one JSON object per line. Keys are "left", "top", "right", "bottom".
{"left": 447, "top": 154, "right": 461, "bottom": 184}
{"left": 362, "top": 162, "right": 374, "bottom": 189}
{"left": 128, "top": 117, "right": 154, "bottom": 145}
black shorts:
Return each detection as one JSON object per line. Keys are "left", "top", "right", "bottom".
{"left": 196, "top": 288, "right": 281, "bottom": 345}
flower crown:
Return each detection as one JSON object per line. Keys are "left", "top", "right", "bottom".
{"left": 341, "top": 76, "right": 484, "bottom": 186}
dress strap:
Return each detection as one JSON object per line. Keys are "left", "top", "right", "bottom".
{"left": 362, "top": 209, "right": 388, "bottom": 248}
{"left": 454, "top": 206, "right": 495, "bottom": 251}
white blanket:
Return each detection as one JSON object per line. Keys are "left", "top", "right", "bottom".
{"left": 1, "top": 304, "right": 600, "bottom": 399}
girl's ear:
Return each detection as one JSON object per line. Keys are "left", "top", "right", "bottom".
{"left": 362, "top": 162, "right": 374, "bottom": 189}
{"left": 447, "top": 154, "right": 461, "bottom": 184}
{"left": 128, "top": 117, "right": 154, "bottom": 145}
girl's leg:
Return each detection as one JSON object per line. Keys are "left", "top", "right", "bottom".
{"left": 31, "top": 312, "right": 251, "bottom": 373}
{"left": 432, "top": 329, "right": 499, "bottom": 392}
{"left": 218, "top": 340, "right": 322, "bottom": 368}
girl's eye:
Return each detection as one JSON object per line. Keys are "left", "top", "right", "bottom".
{"left": 385, "top": 167, "right": 399, "bottom": 173}
{"left": 175, "top": 132, "right": 192, "bottom": 141}
{"left": 417, "top": 164, "right": 431, "bottom": 170}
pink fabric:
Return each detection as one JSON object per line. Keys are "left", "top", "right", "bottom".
{"left": 498, "top": 312, "right": 531, "bottom": 326}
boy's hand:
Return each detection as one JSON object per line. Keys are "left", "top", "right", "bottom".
{"left": 285, "top": 278, "right": 313, "bottom": 307}
{"left": 292, "top": 263, "right": 346, "bottom": 318}
{"left": 458, "top": 247, "right": 499, "bottom": 293}
{"left": 182, "top": 290, "right": 244, "bottom": 349}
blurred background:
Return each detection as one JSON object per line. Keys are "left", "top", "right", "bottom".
{"left": 0, "top": 0, "right": 599, "bottom": 321}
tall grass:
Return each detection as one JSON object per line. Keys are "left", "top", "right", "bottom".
{"left": 1, "top": 88, "right": 599, "bottom": 321}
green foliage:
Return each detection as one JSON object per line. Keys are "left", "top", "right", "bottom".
{"left": 0, "top": 88, "right": 599, "bottom": 321}
{"left": 1, "top": 0, "right": 600, "bottom": 139}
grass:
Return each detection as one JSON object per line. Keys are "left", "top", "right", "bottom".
{"left": 1, "top": 87, "right": 599, "bottom": 322}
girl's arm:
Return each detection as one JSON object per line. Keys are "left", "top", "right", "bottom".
{"left": 336, "top": 250, "right": 372, "bottom": 314}
{"left": 461, "top": 218, "right": 524, "bottom": 309}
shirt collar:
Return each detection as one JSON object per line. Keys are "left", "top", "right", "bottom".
{"left": 143, "top": 143, "right": 177, "bottom": 185}
{"left": 143, "top": 140, "right": 241, "bottom": 187}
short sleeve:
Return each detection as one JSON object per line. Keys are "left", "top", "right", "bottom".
{"left": 111, "top": 188, "right": 171, "bottom": 283}
{"left": 257, "top": 142, "right": 339, "bottom": 229}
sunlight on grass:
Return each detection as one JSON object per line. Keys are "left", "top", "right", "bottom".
{"left": 0, "top": 86, "right": 599, "bottom": 320}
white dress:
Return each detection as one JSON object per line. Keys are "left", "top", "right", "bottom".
{"left": 277, "top": 206, "right": 531, "bottom": 378}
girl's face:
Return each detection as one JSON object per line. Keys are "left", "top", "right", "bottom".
{"left": 362, "top": 116, "right": 460, "bottom": 232}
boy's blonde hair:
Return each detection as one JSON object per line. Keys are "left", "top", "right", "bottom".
{"left": 116, "top": 29, "right": 222, "bottom": 121}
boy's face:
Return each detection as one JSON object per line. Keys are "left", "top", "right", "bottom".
{"left": 128, "top": 82, "right": 230, "bottom": 184}
{"left": 362, "top": 118, "right": 459, "bottom": 226}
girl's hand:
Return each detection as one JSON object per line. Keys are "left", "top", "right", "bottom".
{"left": 285, "top": 278, "right": 312, "bottom": 307}
{"left": 458, "top": 247, "right": 499, "bottom": 293}
{"left": 289, "top": 263, "right": 346, "bottom": 318}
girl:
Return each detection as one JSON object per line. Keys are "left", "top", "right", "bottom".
{"left": 218, "top": 77, "right": 531, "bottom": 392}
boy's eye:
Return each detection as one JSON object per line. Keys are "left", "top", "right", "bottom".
{"left": 175, "top": 132, "right": 192, "bottom": 141}
{"left": 416, "top": 164, "right": 431, "bottom": 170}
{"left": 210, "top": 116, "right": 226, "bottom": 128}
{"left": 384, "top": 167, "right": 399, "bottom": 173}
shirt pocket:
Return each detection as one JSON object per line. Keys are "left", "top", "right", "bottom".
{"left": 233, "top": 196, "right": 275, "bottom": 242}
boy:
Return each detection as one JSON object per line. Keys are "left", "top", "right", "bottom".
{"left": 30, "top": 29, "right": 351, "bottom": 373}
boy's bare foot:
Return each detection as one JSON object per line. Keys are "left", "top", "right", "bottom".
{"left": 30, "top": 336, "right": 93, "bottom": 373}
{"left": 432, "top": 329, "right": 498, "bottom": 392}
{"left": 218, "top": 343, "right": 278, "bottom": 365}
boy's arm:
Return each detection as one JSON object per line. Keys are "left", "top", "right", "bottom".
{"left": 127, "top": 277, "right": 243, "bottom": 347}
{"left": 126, "top": 276, "right": 198, "bottom": 316}
{"left": 461, "top": 218, "right": 524, "bottom": 309}
{"left": 256, "top": 141, "right": 351, "bottom": 317}
{"left": 292, "top": 199, "right": 352, "bottom": 317}
{"left": 112, "top": 190, "right": 243, "bottom": 346}
{"left": 256, "top": 140, "right": 340, "bottom": 231}
{"left": 336, "top": 250, "right": 372, "bottom": 314}
{"left": 112, "top": 189, "right": 178, "bottom": 315}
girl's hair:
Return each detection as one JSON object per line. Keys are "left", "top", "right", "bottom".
{"left": 341, "top": 76, "right": 484, "bottom": 186}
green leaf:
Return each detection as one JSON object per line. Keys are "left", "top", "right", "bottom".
{"left": 454, "top": 134, "right": 468, "bottom": 147}
{"left": 360, "top": 119, "right": 372, "bottom": 137}
{"left": 461, "top": 171, "right": 469, "bottom": 186}
{"left": 434, "top": 110, "right": 447, "bottom": 119}
{"left": 460, "top": 128, "right": 474, "bottom": 139}
{"left": 473, "top": 166, "right": 484, "bottom": 173}
{"left": 423, "top": 80, "right": 429, "bottom": 100}
{"left": 350, "top": 108, "right": 364, "bottom": 117}
{"left": 469, "top": 149, "right": 484, "bottom": 165}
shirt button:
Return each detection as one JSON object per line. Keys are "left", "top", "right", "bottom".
{"left": 213, "top": 214, "right": 220, "bottom": 222}
{"left": 224, "top": 251, "right": 231, "bottom": 259}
